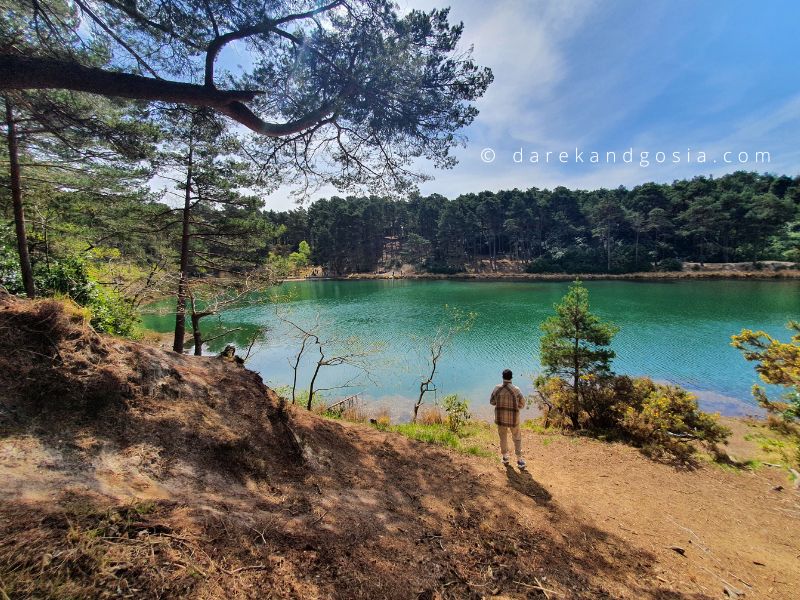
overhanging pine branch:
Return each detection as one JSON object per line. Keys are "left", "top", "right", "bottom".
{"left": 216, "top": 100, "right": 338, "bottom": 136}
{"left": 0, "top": 56, "right": 258, "bottom": 106}
{"left": 0, "top": 55, "right": 343, "bottom": 137}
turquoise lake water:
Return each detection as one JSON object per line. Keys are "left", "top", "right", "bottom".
{"left": 141, "top": 279, "right": 800, "bottom": 419}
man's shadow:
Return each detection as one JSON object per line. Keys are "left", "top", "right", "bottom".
{"left": 504, "top": 465, "right": 552, "bottom": 506}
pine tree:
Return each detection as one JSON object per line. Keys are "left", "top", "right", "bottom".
{"left": 156, "top": 108, "right": 275, "bottom": 354}
{"left": 732, "top": 321, "right": 800, "bottom": 422}
{"left": 2, "top": 89, "right": 157, "bottom": 299}
{"left": 540, "top": 281, "right": 619, "bottom": 428}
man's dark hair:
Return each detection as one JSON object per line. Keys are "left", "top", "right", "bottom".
{"left": 502, "top": 369, "right": 513, "bottom": 380}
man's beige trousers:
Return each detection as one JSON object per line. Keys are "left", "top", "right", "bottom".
{"left": 498, "top": 424, "right": 522, "bottom": 457}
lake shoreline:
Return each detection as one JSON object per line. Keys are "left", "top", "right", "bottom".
{"left": 285, "top": 268, "right": 800, "bottom": 283}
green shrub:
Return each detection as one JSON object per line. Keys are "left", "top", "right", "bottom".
{"left": 266, "top": 242, "right": 313, "bottom": 276}
{"left": 1, "top": 251, "right": 138, "bottom": 337}
{"left": 288, "top": 240, "right": 312, "bottom": 269}
{"left": 265, "top": 252, "right": 293, "bottom": 277}
{"left": 35, "top": 256, "right": 139, "bottom": 337}
{"left": 0, "top": 244, "right": 24, "bottom": 293}
{"left": 620, "top": 378, "right": 729, "bottom": 459}
{"left": 36, "top": 256, "right": 96, "bottom": 305}
{"left": 442, "top": 394, "right": 471, "bottom": 433}
{"left": 89, "top": 286, "right": 140, "bottom": 337}
{"left": 533, "top": 374, "right": 729, "bottom": 460}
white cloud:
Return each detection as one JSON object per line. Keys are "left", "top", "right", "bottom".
{"left": 411, "top": 0, "right": 602, "bottom": 145}
{"left": 260, "top": 1, "right": 800, "bottom": 210}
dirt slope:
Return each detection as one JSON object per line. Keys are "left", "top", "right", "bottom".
{"left": 1, "top": 295, "right": 798, "bottom": 599}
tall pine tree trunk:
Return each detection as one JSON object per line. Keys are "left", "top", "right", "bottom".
{"left": 571, "top": 334, "right": 581, "bottom": 429}
{"left": 4, "top": 97, "right": 35, "bottom": 298}
{"left": 172, "top": 144, "right": 193, "bottom": 353}
{"left": 191, "top": 313, "right": 203, "bottom": 356}
{"left": 308, "top": 344, "right": 325, "bottom": 411}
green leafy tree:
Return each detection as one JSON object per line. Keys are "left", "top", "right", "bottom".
{"left": 741, "top": 193, "right": 796, "bottom": 262}
{"left": 265, "top": 172, "right": 799, "bottom": 277}
{"left": 435, "top": 201, "right": 472, "bottom": 270}
{"left": 1, "top": 0, "right": 161, "bottom": 296}
{"left": 533, "top": 374, "right": 729, "bottom": 461}
{"left": 587, "top": 190, "right": 626, "bottom": 272}
{"left": 539, "top": 280, "right": 619, "bottom": 428}
{"left": 287, "top": 241, "right": 312, "bottom": 269}
{"left": 2, "top": 89, "right": 156, "bottom": 298}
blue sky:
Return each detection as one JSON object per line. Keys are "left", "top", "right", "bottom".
{"left": 262, "top": 1, "right": 800, "bottom": 209}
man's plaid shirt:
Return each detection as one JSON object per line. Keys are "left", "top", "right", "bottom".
{"left": 490, "top": 381, "right": 525, "bottom": 427}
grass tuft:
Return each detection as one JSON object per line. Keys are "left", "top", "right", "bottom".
{"left": 391, "top": 423, "right": 459, "bottom": 448}
{"left": 368, "top": 421, "right": 495, "bottom": 458}
{"left": 521, "top": 418, "right": 559, "bottom": 434}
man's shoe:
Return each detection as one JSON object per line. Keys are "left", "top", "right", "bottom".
{"left": 501, "top": 455, "right": 510, "bottom": 465}
{"left": 517, "top": 458, "right": 527, "bottom": 469}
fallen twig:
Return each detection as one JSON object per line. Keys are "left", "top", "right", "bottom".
{"left": 535, "top": 576, "right": 552, "bottom": 599}
{"left": 229, "top": 564, "right": 268, "bottom": 574}
{"left": 513, "top": 580, "right": 563, "bottom": 597}
{"left": 249, "top": 526, "right": 268, "bottom": 546}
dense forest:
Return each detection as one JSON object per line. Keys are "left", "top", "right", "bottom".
{"left": 3, "top": 171, "right": 799, "bottom": 300}
{"left": 267, "top": 171, "right": 800, "bottom": 274}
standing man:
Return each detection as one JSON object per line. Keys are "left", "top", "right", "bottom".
{"left": 490, "top": 369, "right": 526, "bottom": 468}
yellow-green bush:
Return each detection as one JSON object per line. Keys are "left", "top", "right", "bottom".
{"left": 620, "top": 378, "right": 729, "bottom": 459}
{"left": 534, "top": 374, "right": 729, "bottom": 460}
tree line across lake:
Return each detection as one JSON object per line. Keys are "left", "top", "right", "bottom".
{"left": 3, "top": 170, "right": 799, "bottom": 306}
{"left": 270, "top": 171, "right": 800, "bottom": 275}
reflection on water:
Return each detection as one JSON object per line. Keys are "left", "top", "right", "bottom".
{"left": 141, "top": 279, "right": 800, "bottom": 418}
